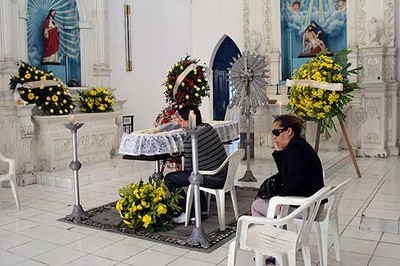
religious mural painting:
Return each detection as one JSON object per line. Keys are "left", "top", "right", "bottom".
{"left": 280, "top": 0, "right": 347, "bottom": 80}
{"left": 27, "top": 0, "right": 81, "bottom": 85}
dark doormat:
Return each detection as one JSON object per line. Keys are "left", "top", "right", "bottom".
{"left": 59, "top": 186, "right": 257, "bottom": 253}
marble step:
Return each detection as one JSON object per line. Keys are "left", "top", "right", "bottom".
{"left": 35, "top": 156, "right": 154, "bottom": 189}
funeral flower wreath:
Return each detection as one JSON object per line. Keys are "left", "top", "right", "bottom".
{"left": 163, "top": 54, "right": 210, "bottom": 107}
{"left": 288, "top": 49, "right": 360, "bottom": 138}
{"left": 9, "top": 61, "right": 75, "bottom": 115}
{"left": 156, "top": 55, "right": 210, "bottom": 125}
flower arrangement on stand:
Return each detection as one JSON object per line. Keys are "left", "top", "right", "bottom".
{"left": 78, "top": 87, "right": 115, "bottom": 113}
{"left": 155, "top": 55, "right": 210, "bottom": 126}
{"left": 287, "top": 49, "right": 360, "bottom": 138}
{"left": 9, "top": 61, "right": 75, "bottom": 115}
{"left": 116, "top": 178, "right": 183, "bottom": 232}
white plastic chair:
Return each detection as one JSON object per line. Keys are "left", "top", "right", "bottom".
{"left": 0, "top": 153, "right": 20, "bottom": 209}
{"left": 227, "top": 186, "right": 330, "bottom": 266}
{"left": 268, "top": 178, "right": 353, "bottom": 266}
{"left": 185, "top": 149, "right": 245, "bottom": 230}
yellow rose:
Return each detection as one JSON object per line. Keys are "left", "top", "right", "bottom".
{"left": 24, "top": 73, "right": 31, "bottom": 79}
{"left": 52, "top": 95, "right": 58, "bottom": 102}
{"left": 142, "top": 214, "right": 152, "bottom": 228}
{"left": 156, "top": 204, "right": 167, "bottom": 216}
{"left": 28, "top": 93, "right": 35, "bottom": 100}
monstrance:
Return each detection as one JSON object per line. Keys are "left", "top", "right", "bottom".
{"left": 228, "top": 52, "right": 269, "bottom": 182}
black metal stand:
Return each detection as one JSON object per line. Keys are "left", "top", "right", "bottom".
{"left": 238, "top": 108, "right": 257, "bottom": 182}
{"left": 64, "top": 122, "right": 87, "bottom": 222}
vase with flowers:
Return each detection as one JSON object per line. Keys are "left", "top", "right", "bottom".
{"left": 78, "top": 87, "right": 115, "bottom": 113}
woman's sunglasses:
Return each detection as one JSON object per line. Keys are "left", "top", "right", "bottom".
{"left": 272, "top": 128, "right": 288, "bottom": 137}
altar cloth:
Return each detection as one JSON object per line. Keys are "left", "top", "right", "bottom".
{"left": 119, "top": 120, "right": 239, "bottom": 156}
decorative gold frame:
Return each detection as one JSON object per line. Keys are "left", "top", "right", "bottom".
{"left": 124, "top": 4, "right": 132, "bottom": 71}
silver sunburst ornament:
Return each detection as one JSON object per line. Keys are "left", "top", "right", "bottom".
{"left": 228, "top": 52, "right": 269, "bottom": 182}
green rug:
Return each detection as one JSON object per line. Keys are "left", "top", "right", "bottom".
{"left": 61, "top": 186, "right": 257, "bottom": 253}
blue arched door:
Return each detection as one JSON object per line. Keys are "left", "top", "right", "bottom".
{"left": 212, "top": 36, "right": 241, "bottom": 121}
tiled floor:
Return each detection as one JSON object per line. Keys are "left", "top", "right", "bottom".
{"left": 1, "top": 146, "right": 400, "bottom": 265}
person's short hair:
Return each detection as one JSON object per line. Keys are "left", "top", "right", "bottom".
{"left": 178, "top": 104, "right": 202, "bottom": 126}
{"left": 273, "top": 114, "right": 305, "bottom": 137}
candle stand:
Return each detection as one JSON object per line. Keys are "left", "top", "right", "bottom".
{"left": 228, "top": 52, "right": 269, "bottom": 182}
{"left": 64, "top": 122, "right": 87, "bottom": 222}
{"left": 185, "top": 128, "right": 210, "bottom": 248}
{"left": 239, "top": 106, "right": 257, "bottom": 182}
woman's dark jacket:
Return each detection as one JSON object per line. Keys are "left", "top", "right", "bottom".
{"left": 273, "top": 136, "right": 324, "bottom": 197}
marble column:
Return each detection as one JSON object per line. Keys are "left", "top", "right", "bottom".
{"left": 92, "top": 0, "right": 111, "bottom": 87}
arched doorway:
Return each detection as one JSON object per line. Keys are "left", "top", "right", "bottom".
{"left": 211, "top": 36, "right": 241, "bottom": 121}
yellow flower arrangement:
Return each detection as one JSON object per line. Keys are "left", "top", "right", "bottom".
{"left": 9, "top": 61, "right": 75, "bottom": 115}
{"left": 116, "top": 178, "right": 182, "bottom": 232}
{"left": 78, "top": 87, "right": 115, "bottom": 113}
{"left": 288, "top": 49, "right": 360, "bottom": 138}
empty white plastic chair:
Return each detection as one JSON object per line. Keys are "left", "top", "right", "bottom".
{"left": 185, "top": 149, "right": 245, "bottom": 230}
{"left": 0, "top": 153, "right": 20, "bottom": 209}
{"left": 268, "top": 178, "right": 353, "bottom": 266}
{"left": 227, "top": 186, "right": 330, "bottom": 266}
{"left": 313, "top": 178, "right": 353, "bottom": 266}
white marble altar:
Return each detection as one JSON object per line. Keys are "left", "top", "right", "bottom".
{"left": 32, "top": 112, "right": 119, "bottom": 172}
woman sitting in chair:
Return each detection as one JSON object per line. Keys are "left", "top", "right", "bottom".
{"left": 252, "top": 114, "right": 325, "bottom": 217}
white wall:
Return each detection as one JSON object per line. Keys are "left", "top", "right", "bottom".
{"left": 191, "top": 0, "right": 243, "bottom": 121}
{"left": 108, "top": 0, "right": 192, "bottom": 130}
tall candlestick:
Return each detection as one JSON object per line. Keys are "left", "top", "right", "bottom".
{"left": 189, "top": 110, "right": 196, "bottom": 129}
{"left": 64, "top": 122, "right": 87, "bottom": 222}
{"left": 69, "top": 114, "right": 75, "bottom": 124}
{"left": 185, "top": 127, "right": 210, "bottom": 248}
